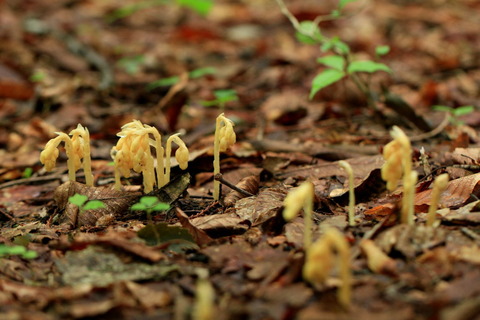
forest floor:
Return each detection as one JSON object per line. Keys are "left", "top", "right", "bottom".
{"left": 1, "top": 0, "right": 480, "bottom": 319}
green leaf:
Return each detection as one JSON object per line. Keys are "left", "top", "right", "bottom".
{"left": 116, "top": 55, "right": 145, "bottom": 75}
{"left": 310, "top": 69, "right": 345, "bottom": 99}
{"left": 68, "top": 194, "right": 88, "bottom": 207}
{"left": 317, "top": 55, "right": 345, "bottom": 71}
{"left": 22, "top": 251, "right": 38, "bottom": 259}
{"left": 339, "top": 0, "right": 358, "bottom": 10}
{"left": 151, "top": 203, "right": 170, "bottom": 212}
{"left": 189, "top": 67, "right": 216, "bottom": 78}
{"left": 347, "top": 60, "right": 391, "bottom": 74}
{"left": 214, "top": 89, "right": 238, "bottom": 102}
{"left": 131, "top": 203, "right": 147, "bottom": 211}
{"left": 147, "top": 76, "right": 180, "bottom": 90}
{"left": 321, "top": 37, "right": 350, "bottom": 55}
{"left": 452, "top": 105, "right": 474, "bottom": 117}
{"left": 140, "top": 196, "right": 161, "bottom": 207}
{"left": 375, "top": 45, "right": 390, "bottom": 56}
{"left": 82, "top": 200, "right": 106, "bottom": 211}
{"left": 176, "top": 0, "right": 213, "bottom": 16}
{"left": 432, "top": 105, "right": 452, "bottom": 112}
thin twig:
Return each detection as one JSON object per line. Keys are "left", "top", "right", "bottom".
{"left": 214, "top": 174, "right": 254, "bottom": 197}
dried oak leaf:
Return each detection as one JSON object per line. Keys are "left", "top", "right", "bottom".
{"left": 189, "top": 213, "right": 250, "bottom": 238}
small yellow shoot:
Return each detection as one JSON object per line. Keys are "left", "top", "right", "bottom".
{"left": 165, "top": 133, "right": 189, "bottom": 183}
{"left": 283, "top": 181, "right": 314, "bottom": 249}
{"left": 40, "top": 124, "right": 94, "bottom": 185}
{"left": 194, "top": 270, "right": 215, "bottom": 320}
{"left": 382, "top": 126, "right": 416, "bottom": 224}
{"left": 426, "top": 173, "right": 449, "bottom": 227}
{"left": 213, "top": 113, "right": 236, "bottom": 200}
{"left": 338, "top": 160, "right": 356, "bottom": 227}
{"left": 303, "top": 228, "right": 351, "bottom": 308}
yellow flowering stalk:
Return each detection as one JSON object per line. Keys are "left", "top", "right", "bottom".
{"left": 112, "top": 120, "right": 157, "bottom": 193}
{"left": 426, "top": 173, "right": 449, "bottom": 227}
{"left": 165, "top": 133, "right": 189, "bottom": 184}
{"left": 40, "top": 124, "right": 94, "bottom": 185}
{"left": 338, "top": 160, "right": 356, "bottom": 227}
{"left": 382, "top": 126, "right": 416, "bottom": 225}
{"left": 283, "top": 181, "right": 314, "bottom": 249}
{"left": 303, "top": 228, "right": 351, "bottom": 308}
{"left": 213, "top": 113, "right": 236, "bottom": 200}
{"left": 69, "top": 124, "right": 93, "bottom": 186}
{"left": 40, "top": 132, "right": 76, "bottom": 182}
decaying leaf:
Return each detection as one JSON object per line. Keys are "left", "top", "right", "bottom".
{"left": 55, "top": 246, "right": 178, "bottom": 287}
{"left": 415, "top": 173, "right": 480, "bottom": 212}
{"left": 176, "top": 208, "right": 214, "bottom": 246}
{"left": 375, "top": 224, "right": 446, "bottom": 259}
{"left": 54, "top": 181, "right": 140, "bottom": 227}
{"left": 190, "top": 213, "right": 250, "bottom": 238}
{"left": 224, "top": 175, "right": 260, "bottom": 207}
{"left": 234, "top": 187, "right": 287, "bottom": 226}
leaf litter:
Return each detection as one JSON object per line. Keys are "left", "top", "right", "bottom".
{"left": 1, "top": 0, "right": 480, "bottom": 319}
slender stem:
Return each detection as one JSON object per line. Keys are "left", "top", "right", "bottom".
{"left": 165, "top": 133, "right": 182, "bottom": 183}
{"left": 57, "top": 133, "right": 76, "bottom": 182}
{"left": 303, "top": 185, "right": 313, "bottom": 249}
{"left": 213, "top": 117, "right": 224, "bottom": 201}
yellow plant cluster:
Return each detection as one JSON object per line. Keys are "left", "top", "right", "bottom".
{"left": 40, "top": 114, "right": 236, "bottom": 197}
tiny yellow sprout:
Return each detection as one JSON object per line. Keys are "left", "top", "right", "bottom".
{"left": 426, "top": 173, "right": 449, "bottom": 227}
{"left": 382, "top": 126, "right": 416, "bottom": 225}
{"left": 165, "top": 133, "right": 189, "bottom": 183}
{"left": 303, "top": 228, "right": 351, "bottom": 308}
{"left": 40, "top": 124, "right": 94, "bottom": 185}
{"left": 338, "top": 160, "right": 356, "bottom": 227}
{"left": 283, "top": 181, "right": 314, "bottom": 249}
{"left": 194, "top": 270, "right": 215, "bottom": 320}
{"left": 213, "top": 113, "right": 236, "bottom": 200}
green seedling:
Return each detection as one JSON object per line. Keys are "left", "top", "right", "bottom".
{"left": 432, "top": 105, "right": 475, "bottom": 126}
{"left": 68, "top": 193, "right": 106, "bottom": 214}
{"left": 147, "top": 67, "right": 217, "bottom": 90}
{"left": 107, "top": 0, "right": 212, "bottom": 23}
{"left": 276, "top": 0, "right": 391, "bottom": 110}
{"left": 202, "top": 89, "right": 239, "bottom": 111}
{"left": 116, "top": 55, "right": 146, "bottom": 75}
{"left": 130, "top": 196, "right": 170, "bottom": 220}
{"left": 22, "top": 167, "right": 33, "bottom": 179}
{"left": 0, "top": 244, "right": 37, "bottom": 259}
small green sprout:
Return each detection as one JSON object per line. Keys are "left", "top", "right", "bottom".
{"left": 22, "top": 167, "right": 33, "bottom": 179}
{"left": 147, "top": 67, "right": 217, "bottom": 90}
{"left": 202, "top": 89, "right": 238, "bottom": 111}
{"left": 30, "top": 70, "right": 47, "bottom": 82}
{"left": 130, "top": 196, "right": 170, "bottom": 220}
{"left": 116, "top": 55, "right": 146, "bottom": 75}
{"left": 0, "top": 244, "right": 37, "bottom": 259}
{"left": 68, "top": 193, "right": 106, "bottom": 214}
{"left": 432, "top": 105, "right": 475, "bottom": 126}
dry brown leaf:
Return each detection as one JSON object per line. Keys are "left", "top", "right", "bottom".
{"left": 234, "top": 187, "right": 287, "bottom": 226}
{"left": 70, "top": 231, "right": 166, "bottom": 262}
{"left": 176, "top": 208, "right": 213, "bottom": 246}
{"left": 224, "top": 175, "right": 260, "bottom": 207}
{"left": 190, "top": 213, "right": 250, "bottom": 238}
{"left": 415, "top": 173, "right": 480, "bottom": 212}
{"left": 54, "top": 181, "right": 141, "bottom": 227}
